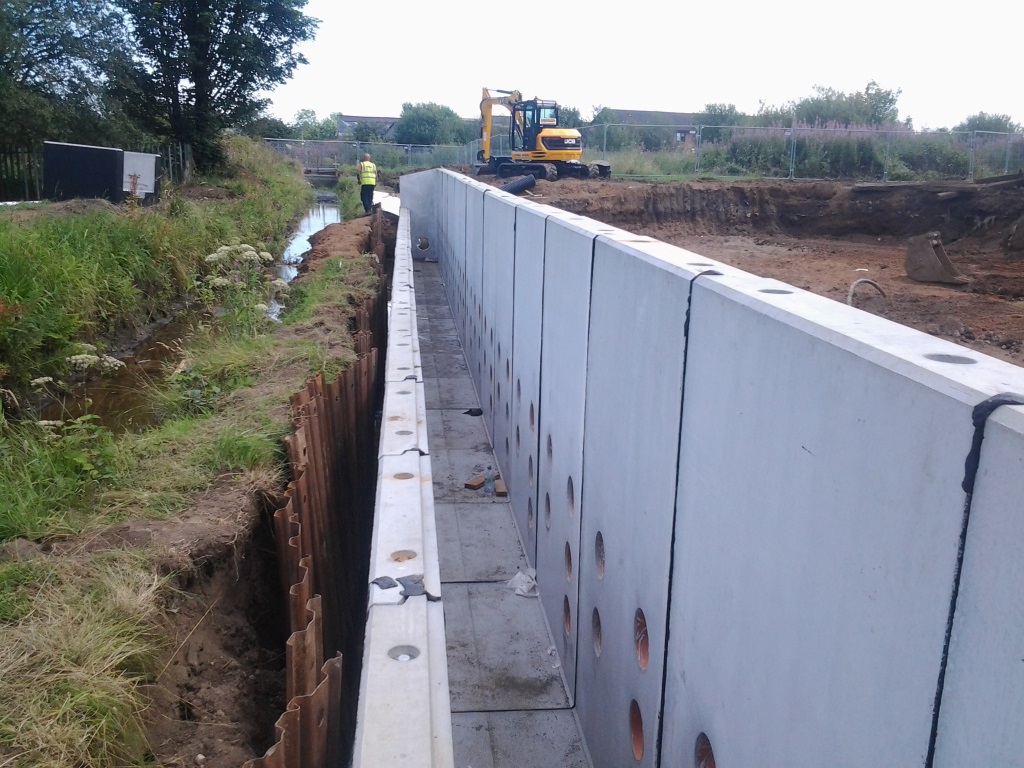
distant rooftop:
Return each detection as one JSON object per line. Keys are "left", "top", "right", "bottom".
{"left": 604, "top": 108, "right": 697, "bottom": 125}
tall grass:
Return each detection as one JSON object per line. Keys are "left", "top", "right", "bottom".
{"left": 0, "top": 137, "right": 312, "bottom": 388}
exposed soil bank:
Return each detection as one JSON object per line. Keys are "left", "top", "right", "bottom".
{"left": 519, "top": 178, "right": 1024, "bottom": 365}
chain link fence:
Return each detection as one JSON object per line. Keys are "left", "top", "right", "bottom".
{"left": 575, "top": 124, "right": 1024, "bottom": 182}
{"left": 264, "top": 139, "right": 473, "bottom": 174}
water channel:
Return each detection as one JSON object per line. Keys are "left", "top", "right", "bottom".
{"left": 41, "top": 202, "right": 342, "bottom": 431}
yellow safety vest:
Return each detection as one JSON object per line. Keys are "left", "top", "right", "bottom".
{"left": 358, "top": 161, "right": 377, "bottom": 186}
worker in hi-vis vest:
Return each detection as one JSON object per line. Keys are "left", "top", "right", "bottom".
{"left": 356, "top": 153, "right": 377, "bottom": 215}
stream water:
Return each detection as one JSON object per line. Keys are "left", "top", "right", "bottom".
{"left": 41, "top": 203, "right": 342, "bottom": 431}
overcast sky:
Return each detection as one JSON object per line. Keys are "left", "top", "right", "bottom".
{"left": 265, "top": 0, "right": 1022, "bottom": 132}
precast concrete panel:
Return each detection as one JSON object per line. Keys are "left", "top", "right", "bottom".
{"left": 464, "top": 183, "right": 486, "bottom": 398}
{"left": 482, "top": 192, "right": 518, "bottom": 480}
{"left": 935, "top": 405, "right": 1024, "bottom": 766}
{"left": 534, "top": 214, "right": 601, "bottom": 701}
{"left": 507, "top": 205, "right": 550, "bottom": 566}
{"left": 575, "top": 239, "right": 694, "bottom": 768}
{"left": 448, "top": 177, "right": 469, "bottom": 348}
{"left": 398, "top": 169, "right": 439, "bottom": 262}
{"left": 661, "top": 274, "right": 1024, "bottom": 768}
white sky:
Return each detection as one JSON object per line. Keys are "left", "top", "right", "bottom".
{"left": 265, "top": 0, "right": 1022, "bottom": 132}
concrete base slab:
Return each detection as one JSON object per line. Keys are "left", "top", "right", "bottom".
{"left": 445, "top": 582, "right": 570, "bottom": 712}
{"left": 432, "top": 448, "right": 506, "bottom": 503}
{"left": 452, "top": 711, "right": 590, "bottom": 768}
{"left": 436, "top": 503, "right": 528, "bottom": 582}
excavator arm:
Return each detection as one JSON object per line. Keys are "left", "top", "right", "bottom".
{"left": 479, "top": 88, "right": 523, "bottom": 163}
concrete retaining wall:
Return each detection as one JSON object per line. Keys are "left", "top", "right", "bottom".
{"left": 398, "top": 168, "right": 1024, "bottom": 767}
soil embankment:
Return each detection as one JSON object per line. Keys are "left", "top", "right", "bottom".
{"left": 517, "top": 177, "right": 1024, "bottom": 365}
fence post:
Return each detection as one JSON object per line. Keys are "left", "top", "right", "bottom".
{"left": 968, "top": 131, "right": 976, "bottom": 181}
{"left": 602, "top": 123, "right": 608, "bottom": 154}
{"left": 1005, "top": 132, "right": 1012, "bottom": 174}
{"left": 694, "top": 126, "right": 702, "bottom": 176}
{"left": 788, "top": 128, "right": 797, "bottom": 180}
{"left": 883, "top": 132, "right": 892, "bottom": 182}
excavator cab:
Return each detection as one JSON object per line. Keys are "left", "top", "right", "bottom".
{"left": 510, "top": 100, "right": 560, "bottom": 153}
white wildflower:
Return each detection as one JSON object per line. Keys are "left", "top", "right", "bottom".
{"left": 74, "top": 342, "right": 97, "bottom": 354}
{"left": 270, "top": 278, "right": 289, "bottom": 291}
{"left": 259, "top": 251, "right": 274, "bottom": 263}
{"left": 67, "top": 353, "right": 100, "bottom": 371}
{"left": 207, "top": 276, "right": 231, "bottom": 288}
{"left": 254, "top": 303, "right": 269, "bottom": 313}
{"left": 30, "top": 376, "right": 54, "bottom": 387}
{"left": 36, "top": 420, "right": 64, "bottom": 429}
{"left": 99, "top": 355, "right": 125, "bottom": 372}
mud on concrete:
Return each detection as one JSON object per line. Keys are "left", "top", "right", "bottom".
{"left": 514, "top": 177, "right": 1024, "bottom": 366}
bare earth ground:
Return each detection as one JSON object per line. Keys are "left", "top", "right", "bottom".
{"left": 504, "top": 177, "right": 1024, "bottom": 366}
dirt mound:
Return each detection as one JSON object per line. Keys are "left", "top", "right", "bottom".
{"left": 519, "top": 178, "right": 1024, "bottom": 366}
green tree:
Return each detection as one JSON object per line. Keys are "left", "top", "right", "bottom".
{"left": 236, "top": 114, "right": 291, "bottom": 138}
{"left": 291, "top": 109, "right": 337, "bottom": 139}
{"left": 697, "top": 103, "right": 744, "bottom": 142}
{"left": 793, "top": 81, "right": 903, "bottom": 127}
{"left": 114, "top": 0, "right": 318, "bottom": 171}
{"left": 394, "top": 102, "right": 473, "bottom": 145}
{"left": 353, "top": 121, "right": 387, "bottom": 142}
{"left": 0, "top": 0, "right": 131, "bottom": 144}
{"left": 953, "top": 112, "right": 1020, "bottom": 134}
{"left": 559, "top": 106, "right": 583, "bottom": 128}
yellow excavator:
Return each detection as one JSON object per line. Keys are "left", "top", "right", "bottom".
{"left": 474, "top": 88, "right": 611, "bottom": 181}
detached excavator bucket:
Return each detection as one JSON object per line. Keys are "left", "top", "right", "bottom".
{"left": 905, "top": 232, "right": 970, "bottom": 285}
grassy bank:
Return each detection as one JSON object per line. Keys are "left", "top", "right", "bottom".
{"left": 0, "top": 138, "right": 381, "bottom": 766}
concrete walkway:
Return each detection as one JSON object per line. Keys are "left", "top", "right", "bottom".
{"left": 413, "top": 260, "right": 590, "bottom": 768}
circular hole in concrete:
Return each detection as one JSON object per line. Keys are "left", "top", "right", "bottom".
{"left": 516, "top": 425, "right": 521, "bottom": 453}
{"left": 925, "top": 353, "right": 978, "bottom": 365}
{"left": 396, "top": 430, "right": 413, "bottom": 435}
{"left": 545, "top": 493, "right": 552, "bottom": 530}
{"left": 506, "top": 359, "right": 511, "bottom": 382}
{"left": 563, "top": 595, "right": 572, "bottom": 635}
{"left": 694, "top": 733, "right": 716, "bottom": 768}
{"left": 497, "top": 381, "right": 501, "bottom": 400}
{"left": 505, "top": 402, "right": 510, "bottom": 421}
{"left": 529, "top": 455, "right": 534, "bottom": 482}
{"left": 397, "top": 342, "right": 410, "bottom": 346}
{"left": 595, "top": 532, "right": 606, "bottom": 579}
{"left": 635, "top": 609, "right": 650, "bottom": 671}
{"left": 530, "top": 402, "right": 535, "bottom": 431}
{"left": 592, "top": 608, "right": 603, "bottom": 657}
{"left": 490, "top": 364, "right": 494, "bottom": 384}
{"left": 417, "top": 237, "right": 430, "bottom": 251}
{"left": 398, "top": 366, "right": 410, "bottom": 371}
{"left": 396, "top": 390, "right": 411, "bottom": 395}
{"left": 393, "top": 472, "right": 415, "bottom": 480}
{"left": 629, "top": 700, "right": 644, "bottom": 761}
{"left": 505, "top": 436, "right": 510, "bottom": 457}
{"left": 489, "top": 394, "right": 493, "bottom": 411}
{"left": 689, "top": 262, "right": 715, "bottom": 267}
{"left": 388, "top": 645, "right": 420, "bottom": 662}
{"left": 390, "top": 549, "right": 417, "bottom": 562}
{"left": 528, "top": 497, "right": 535, "bottom": 529}
{"left": 490, "top": 328, "right": 494, "bottom": 344}
{"left": 567, "top": 476, "right": 575, "bottom": 516}
{"left": 759, "top": 288, "right": 793, "bottom": 295}
{"left": 547, "top": 434, "right": 553, "bottom": 462}
{"left": 565, "top": 542, "right": 573, "bottom": 581}
{"left": 516, "top": 379, "right": 521, "bottom": 404}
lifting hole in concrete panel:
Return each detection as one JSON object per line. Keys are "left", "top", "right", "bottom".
{"left": 497, "top": 381, "right": 501, "bottom": 400}
{"left": 759, "top": 288, "right": 793, "bottom": 295}
{"left": 690, "top": 262, "right": 715, "bottom": 267}
{"left": 563, "top": 595, "right": 572, "bottom": 635}
{"left": 530, "top": 402, "right": 536, "bottom": 431}
{"left": 545, "top": 492, "right": 552, "bottom": 530}
{"left": 516, "top": 425, "right": 521, "bottom": 453}
{"left": 417, "top": 237, "right": 430, "bottom": 251}
{"left": 506, "top": 359, "right": 510, "bottom": 382}
{"left": 567, "top": 476, "right": 575, "bottom": 516}
{"left": 634, "top": 609, "right": 650, "bottom": 671}
{"left": 397, "top": 390, "right": 411, "bottom": 395}
{"left": 490, "top": 328, "right": 494, "bottom": 344}
{"left": 505, "top": 402, "right": 510, "bottom": 422}
{"left": 505, "top": 437, "right": 510, "bottom": 457}
{"left": 924, "top": 353, "right": 977, "bottom": 364}
{"left": 694, "top": 733, "right": 716, "bottom": 768}
{"left": 529, "top": 455, "right": 534, "bottom": 482}
{"left": 629, "top": 700, "right": 644, "bottom": 761}
{"left": 391, "top": 549, "right": 417, "bottom": 562}
{"left": 393, "top": 472, "right": 415, "bottom": 480}
{"left": 565, "top": 541, "right": 573, "bottom": 580}
{"left": 516, "top": 378, "right": 521, "bottom": 404}
{"left": 388, "top": 645, "right": 421, "bottom": 662}
{"left": 398, "top": 366, "right": 410, "bottom": 370}
{"left": 592, "top": 608, "right": 603, "bottom": 656}
{"left": 528, "top": 497, "right": 535, "bottom": 530}
{"left": 396, "top": 430, "right": 413, "bottom": 435}
{"left": 547, "top": 434, "right": 553, "bottom": 462}
{"left": 397, "top": 343, "right": 410, "bottom": 347}
{"left": 595, "top": 531, "right": 606, "bottom": 579}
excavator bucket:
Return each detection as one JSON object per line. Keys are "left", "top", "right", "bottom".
{"left": 905, "top": 232, "right": 970, "bottom": 285}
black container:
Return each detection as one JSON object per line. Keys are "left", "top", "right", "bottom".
{"left": 43, "top": 141, "right": 125, "bottom": 203}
